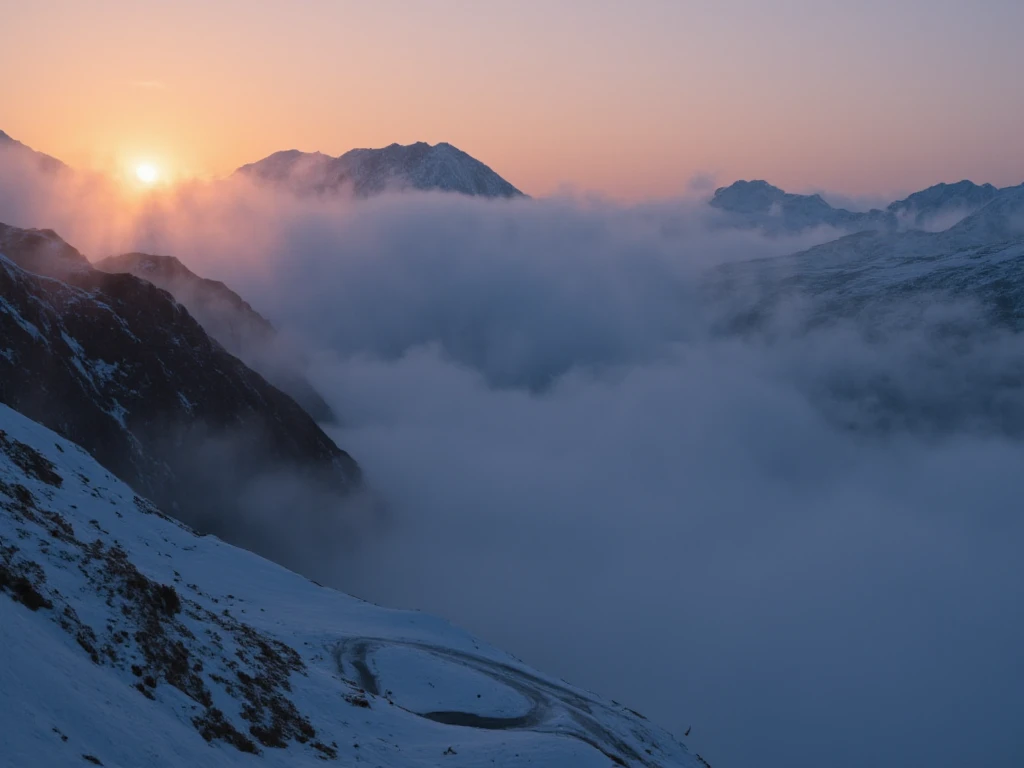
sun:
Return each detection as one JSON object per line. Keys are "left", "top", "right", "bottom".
{"left": 135, "top": 163, "right": 159, "bottom": 185}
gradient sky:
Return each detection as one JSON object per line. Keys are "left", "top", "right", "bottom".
{"left": 2, "top": 0, "right": 1023, "bottom": 199}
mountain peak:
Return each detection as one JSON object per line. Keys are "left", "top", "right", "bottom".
{"left": 0, "top": 221, "right": 92, "bottom": 277}
{"left": 712, "top": 179, "right": 835, "bottom": 216}
{"left": 709, "top": 180, "right": 895, "bottom": 234}
{"left": 237, "top": 141, "right": 524, "bottom": 199}
{"left": 712, "top": 179, "right": 785, "bottom": 200}
{"left": 886, "top": 180, "right": 1005, "bottom": 229}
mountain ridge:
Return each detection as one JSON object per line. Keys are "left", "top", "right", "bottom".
{"left": 710, "top": 178, "right": 1024, "bottom": 234}
{"left": 235, "top": 141, "right": 525, "bottom": 199}
{"left": 0, "top": 129, "right": 68, "bottom": 174}
{"left": 0, "top": 222, "right": 361, "bottom": 563}
{"left": 95, "top": 253, "right": 335, "bottom": 423}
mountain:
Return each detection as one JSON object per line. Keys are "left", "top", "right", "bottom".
{"left": 0, "top": 222, "right": 360, "bottom": 561}
{"left": 709, "top": 180, "right": 893, "bottom": 234}
{"left": 95, "top": 253, "right": 334, "bottom": 423}
{"left": 940, "top": 184, "right": 1024, "bottom": 245}
{"left": 712, "top": 183, "right": 1024, "bottom": 328}
{"left": 710, "top": 178, "right": 1024, "bottom": 236}
{"left": 705, "top": 189, "right": 1024, "bottom": 434}
{"left": 0, "top": 221, "right": 92, "bottom": 278}
{"left": 0, "top": 129, "right": 67, "bottom": 174}
{"left": 0, "top": 402, "right": 701, "bottom": 768}
{"left": 886, "top": 180, "right": 1004, "bottom": 230}
{"left": 236, "top": 142, "right": 525, "bottom": 199}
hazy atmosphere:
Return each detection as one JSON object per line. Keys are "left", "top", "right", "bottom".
{"left": 2, "top": 3, "right": 1023, "bottom": 768}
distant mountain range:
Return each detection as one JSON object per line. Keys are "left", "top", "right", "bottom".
{"left": 5, "top": 127, "right": 1021, "bottom": 224}
{"left": 706, "top": 184, "right": 1024, "bottom": 435}
{"left": 709, "top": 178, "right": 1023, "bottom": 235}
{"left": 235, "top": 141, "right": 525, "bottom": 199}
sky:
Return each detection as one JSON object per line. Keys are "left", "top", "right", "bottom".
{"left": 2, "top": 0, "right": 1024, "bottom": 199}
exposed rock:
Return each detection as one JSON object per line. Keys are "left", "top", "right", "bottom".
{"left": 0, "top": 223, "right": 360, "bottom": 553}
{"left": 95, "top": 252, "right": 334, "bottom": 422}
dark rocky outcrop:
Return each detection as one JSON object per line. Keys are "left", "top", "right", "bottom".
{"left": 95, "top": 252, "right": 334, "bottom": 422}
{"left": 0, "top": 223, "right": 360, "bottom": 542}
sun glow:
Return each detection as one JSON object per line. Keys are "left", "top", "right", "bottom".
{"left": 135, "top": 163, "right": 159, "bottom": 185}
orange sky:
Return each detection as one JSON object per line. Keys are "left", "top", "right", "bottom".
{"left": 2, "top": 0, "right": 1023, "bottom": 199}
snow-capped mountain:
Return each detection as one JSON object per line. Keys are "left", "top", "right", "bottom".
{"left": 0, "top": 223, "right": 360, "bottom": 555}
{"left": 705, "top": 188, "right": 1024, "bottom": 434}
{"left": 708, "top": 180, "right": 893, "bottom": 234}
{"left": 0, "top": 402, "right": 701, "bottom": 768}
{"left": 710, "top": 178, "right": 1024, "bottom": 236}
{"left": 940, "top": 183, "right": 1024, "bottom": 245}
{"left": 885, "top": 180, "right": 1006, "bottom": 230}
{"left": 235, "top": 142, "right": 524, "bottom": 199}
{"left": 711, "top": 182, "right": 1024, "bottom": 326}
{"left": 95, "top": 253, "right": 334, "bottom": 423}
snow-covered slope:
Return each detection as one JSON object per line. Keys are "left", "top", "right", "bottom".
{"left": 236, "top": 142, "right": 524, "bottom": 199}
{"left": 709, "top": 184, "right": 1024, "bottom": 329}
{"left": 885, "top": 180, "right": 1005, "bottom": 230}
{"left": 703, "top": 189, "right": 1024, "bottom": 435}
{"left": 0, "top": 403, "right": 700, "bottom": 768}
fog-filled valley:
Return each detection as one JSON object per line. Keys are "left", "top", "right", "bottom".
{"left": 3, "top": 137, "right": 1024, "bottom": 768}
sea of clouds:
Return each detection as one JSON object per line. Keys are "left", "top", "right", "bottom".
{"left": 3, "top": 145, "right": 1023, "bottom": 768}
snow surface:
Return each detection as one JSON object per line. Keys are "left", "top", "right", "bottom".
{"left": 0, "top": 404, "right": 699, "bottom": 767}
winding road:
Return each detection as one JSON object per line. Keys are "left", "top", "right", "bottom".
{"left": 335, "top": 637, "right": 670, "bottom": 767}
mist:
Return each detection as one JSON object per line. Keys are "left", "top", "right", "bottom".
{"left": 2, "top": 153, "right": 1023, "bottom": 768}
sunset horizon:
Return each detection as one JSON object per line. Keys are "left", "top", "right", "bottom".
{"left": 4, "top": 1, "right": 1023, "bottom": 199}
{"left": 6, "top": 125, "right": 1023, "bottom": 207}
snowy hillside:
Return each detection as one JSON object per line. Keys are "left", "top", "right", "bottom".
{"left": 885, "top": 180, "right": 1004, "bottom": 230}
{"left": 236, "top": 142, "right": 524, "bottom": 199}
{"left": 0, "top": 403, "right": 701, "bottom": 768}
{"left": 702, "top": 188, "right": 1024, "bottom": 436}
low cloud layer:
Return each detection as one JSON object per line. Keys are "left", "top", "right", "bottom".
{"left": 2, "top": 152, "right": 1023, "bottom": 768}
